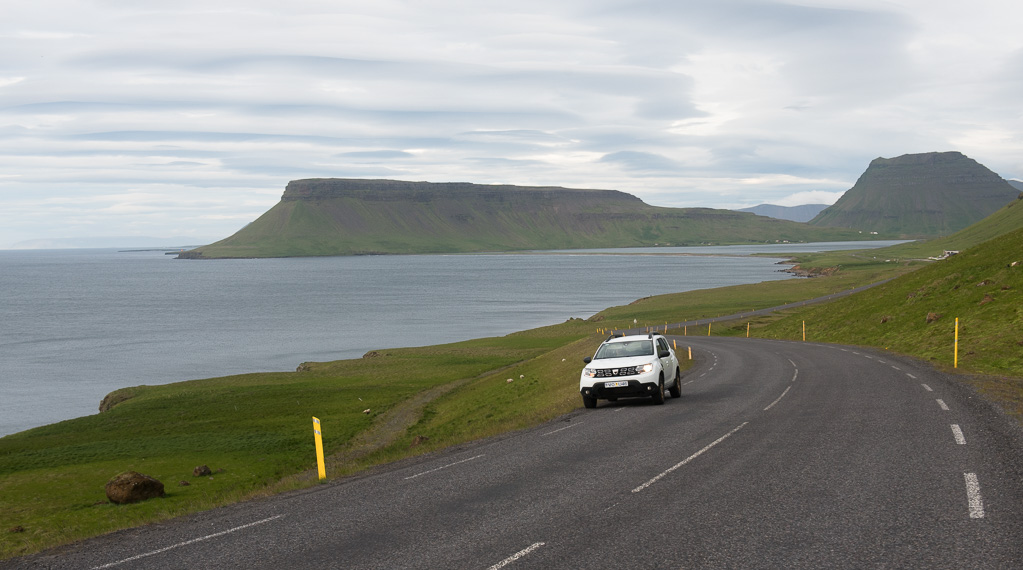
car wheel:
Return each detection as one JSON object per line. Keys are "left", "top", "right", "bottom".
{"left": 651, "top": 376, "right": 665, "bottom": 405}
{"left": 669, "top": 367, "right": 682, "bottom": 398}
{"left": 582, "top": 394, "right": 597, "bottom": 409}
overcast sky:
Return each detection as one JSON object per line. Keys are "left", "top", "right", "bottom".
{"left": 2, "top": 0, "right": 1022, "bottom": 247}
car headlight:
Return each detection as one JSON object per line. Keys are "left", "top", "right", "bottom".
{"left": 638, "top": 363, "right": 654, "bottom": 374}
{"left": 583, "top": 368, "right": 596, "bottom": 378}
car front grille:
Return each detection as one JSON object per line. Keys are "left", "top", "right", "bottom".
{"left": 593, "top": 366, "right": 639, "bottom": 378}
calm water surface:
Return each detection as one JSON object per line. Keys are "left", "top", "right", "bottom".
{"left": 0, "top": 241, "right": 905, "bottom": 436}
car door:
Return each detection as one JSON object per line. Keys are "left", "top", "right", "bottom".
{"left": 656, "top": 337, "right": 675, "bottom": 379}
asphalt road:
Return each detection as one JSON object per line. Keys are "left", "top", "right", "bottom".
{"left": 8, "top": 337, "right": 1023, "bottom": 569}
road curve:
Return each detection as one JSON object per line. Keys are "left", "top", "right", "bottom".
{"left": 6, "top": 337, "right": 1023, "bottom": 569}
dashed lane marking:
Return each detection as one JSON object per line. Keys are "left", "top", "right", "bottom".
{"left": 965, "top": 473, "right": 985, "bottom": 519}
{"left": 90, "top": 515, "right": 284, "bottom": 569}
{"left": 937, "top": 399, "right": 949, "bottom": 411}
{"left": 632, "top": 422, "right": 749, "bottom": 493}
{"left": 764, "top": 386, "right": 792, "bottom": 411}
{"left": 951, "top": 424, "right": 966, "bottom": 445}
{"left": 488, "top": 542, "right": 546, "bottom": 570}
{"left": 404, "top": 454, "right": 485, "bottom": 480}
{"left": 542, "top": 423, "right": 582, "bottom": 437}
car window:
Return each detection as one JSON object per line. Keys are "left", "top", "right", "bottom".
{"left": 594, "top": 340, "right": 654, "bottom": 359}
{"left": 657, "top": 338, "right": 669, "bottom": 353}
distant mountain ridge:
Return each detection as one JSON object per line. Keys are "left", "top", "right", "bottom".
{"left": 737, "top": 204, "right": 829, "bottom": 223}
{"left": 809, "top": 151, "right": 1019, "bottom": 237}
{"left": 180, "top": 179, "right": 868, "bottom": 258}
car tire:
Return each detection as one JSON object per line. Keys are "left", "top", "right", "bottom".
{"left": 582, "top": 394, "right": 597, "bottom": 409}
{"left": 651, "top": 376, "right": 665, "bottom": 405}
{"left": 669, "top": 367, "right": 682, "bottom": 398}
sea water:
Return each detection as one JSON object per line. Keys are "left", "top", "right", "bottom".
{"left": 0, "top": 241, "right": 906, "bottom": 436}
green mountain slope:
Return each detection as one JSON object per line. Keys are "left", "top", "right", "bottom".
{"left": 181, "top": 179, "right": 870, "bottom": 258}
{"left": 810, "top": 151, "right": 1019, "bottom": 237}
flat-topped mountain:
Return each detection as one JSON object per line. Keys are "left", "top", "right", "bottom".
{"left": 179, "top": 179, "right": 867, "bottom": 258}
{"left": 809, "top": 151, "right": 1019, "bottom": 237}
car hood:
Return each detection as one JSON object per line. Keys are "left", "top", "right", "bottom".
{"left": 586, "top": 355, "right": 657, "bottom": 368}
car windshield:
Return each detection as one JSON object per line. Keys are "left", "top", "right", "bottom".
{"left": 593, "top": 340, "right": 654, "bottom": 360}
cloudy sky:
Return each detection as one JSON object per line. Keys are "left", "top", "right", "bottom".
{"left": 2, "top": 0, "right": 1022, "bottom": 247}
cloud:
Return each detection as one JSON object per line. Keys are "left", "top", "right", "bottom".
{"left": 1, "top": 0, "right": 1022, "bottom": 245}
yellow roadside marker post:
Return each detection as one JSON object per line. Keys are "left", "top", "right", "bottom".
{"left": 802, "top": 321, "right": 806, "bottom": 342}
{"left": 312, "top": 416, "right": 326, "bottom": 481}
{"left": 954, "top": 318, "right": 959, "bottom": 368}
{"left": 747, "top": 322, "right": 750, "bottom": 338}
{"left": 708, "top": 323, "right": 712, "bottom": 336}
{"left": 688, "top": 346, "right": 692, "bottom": 360}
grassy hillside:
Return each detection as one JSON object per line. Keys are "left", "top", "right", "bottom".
{"left": 810, "top": 152, "right": 1019, "bottom": 237}
{"left": 742, "top": 227, "right": 1023, "bottom": 380}
{"left": 182, "top": 179, "right": 870, "bottom": 258}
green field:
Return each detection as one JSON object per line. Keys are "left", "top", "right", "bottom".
{"left": 4, "top": 212, "right": 1022, "bottom": 559}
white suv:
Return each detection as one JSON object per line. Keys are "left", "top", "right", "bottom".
{"left": 579, "top": 333, "right": 681, "bottom": 408}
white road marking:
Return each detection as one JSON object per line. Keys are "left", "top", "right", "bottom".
{"left": 791, "top": 369, "right": 798, "bottom": 383}
{"left": 937, "top": 399, "right": 949, "bottom": 411}
{"left": 877, "top": 359, "right": 887, "bottom": 364}
{"left": 921, "top": 383, "right": 931, "bottom": 391}
{"left": 90, "top": 515, "right": 284, "bottom": 569}
{"left": 404, "top": 454, "right": 485, "bottom": 480}
{"left": 764, "top": 386, "right": 792, "bottom": 411}
{"left": 542, "top": 423, "right": 582, "bottom": 436}
{"left": 488, "top": 542, "right": 546, "bottom": 569}
{"left": 632, "top": 422, "right": 749, "bottom": 493}
{"left": 907, "top": 373, "right": 917, "bottom": 380}
{"left": 964, "top": 473, "right": 985, "bottom": 519}
{"left": 787, "top": 358, "right": 797, "bottom": 367}
{"left": 951, "top": 424, "right": 966, "bottom": 445}
{"left": 892, "top": 366, "right": 902, "bottom": 371}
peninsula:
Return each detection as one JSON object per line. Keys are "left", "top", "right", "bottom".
{"left": 178, "top": 179, "right": 868, "bottom": 258}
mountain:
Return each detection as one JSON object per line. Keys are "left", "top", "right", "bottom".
{"left": 179, "top": 179, "right": 869, "bottom": 258}
{"left": 737, "top": 204, "right": 829, "bottom": 223}
{"left": 809, "top": 151, "right": 1019, "bottom": 237}
{"left": 1009, "top": 180, "right": 1023, "bottom": 192}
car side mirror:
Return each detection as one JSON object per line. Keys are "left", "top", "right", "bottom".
{"left": 659, "top": 350, "right": 670, "bottom": 358}
{"left": 583, "top": 356, "right": 592, "bottom": 364}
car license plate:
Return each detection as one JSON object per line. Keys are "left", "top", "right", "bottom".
{"left": 605, "top": 381, "right": 628, "bottom": 388}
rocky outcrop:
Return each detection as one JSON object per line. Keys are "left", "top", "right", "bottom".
{"left": 105, "top": 472, "right": 165, "bottom": 504}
